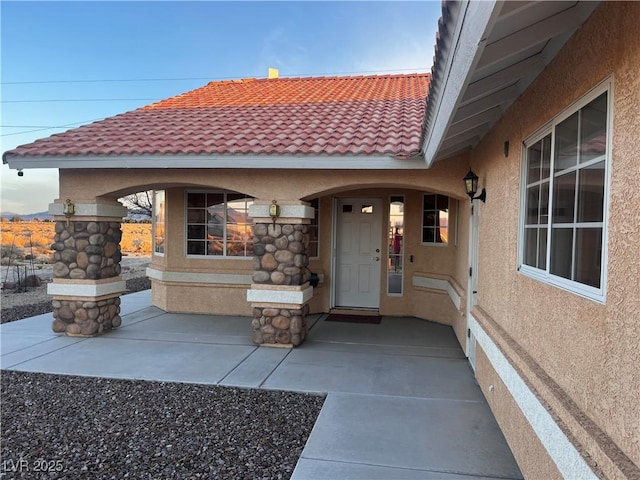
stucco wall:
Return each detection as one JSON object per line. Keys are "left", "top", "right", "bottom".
{"left": 58, "top": 159, "right": 471, "bottom": 324}
{"left": 475, "top": 346, "right": 563, "bottom": 479}
{"left": 57, "top": 160, "right": 469, "bottom": 204}
{"left": 470, "top": 2, "right": 640, "bottom": 473}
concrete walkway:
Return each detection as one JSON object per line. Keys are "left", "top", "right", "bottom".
{"left": 1, "top": 290, "right": 522, "bottom": 479}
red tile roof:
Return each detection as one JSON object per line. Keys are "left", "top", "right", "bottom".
{"left": 4, "top": 74, "right": 430, "bottom": 160}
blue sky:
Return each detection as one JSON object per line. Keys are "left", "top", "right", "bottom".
{"left": 1, "top": 1, "right": 442, "bottom": 214}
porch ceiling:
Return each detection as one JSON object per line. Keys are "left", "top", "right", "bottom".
{"left": 422, "top": 0, "right": 601, "bottom": 166}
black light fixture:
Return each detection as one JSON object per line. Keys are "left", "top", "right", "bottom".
{"left": 463, "top": 169, "right": 486, "bottom": 203}
{"left": 63, "top": 198, "right": 76, "bottom": 226}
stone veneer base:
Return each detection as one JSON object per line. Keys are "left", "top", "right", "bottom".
{"left": 52, "top": 295, "right": 122, "bottom": 336}
{"left": 49, "top": 218, "right": 125, "bottom": 336}
{"left": 251, "top": 304, "right": 309, "bottom": 347}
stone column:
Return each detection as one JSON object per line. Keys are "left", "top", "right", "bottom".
{"left": 247, "top": 201, "right": 314, "bottom": 347}
{"left": 47, "top": 201, "right": 128, "bottom": 336}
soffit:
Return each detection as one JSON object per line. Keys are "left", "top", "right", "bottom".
{"left": 424, "top": 0, "right": 601, "bottom": 164}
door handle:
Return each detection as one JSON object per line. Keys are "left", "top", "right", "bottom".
{"left": 373, "top": 256, "right": 380, "bottom": 261}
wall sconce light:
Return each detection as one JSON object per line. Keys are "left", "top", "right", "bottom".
{"left": 269, "top": 200, "right": 280, "bottom": 226}
{"left": 63, "top": 198, "right": 75, "bottom": 226}
{"left": 463, "top": 170, "right": 486, "bottom": 203}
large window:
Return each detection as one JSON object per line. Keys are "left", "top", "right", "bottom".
{"left": 422, "top": 193, "right": 449, "bottom": 244}
{"left": 186, "top": 192, "right": 253, "bottom": 257}
{"left": 520, "top": 84, "right": 609, "bottom": 300}
{"left": 153, "top": 190, "right": 165, "bottom": 255}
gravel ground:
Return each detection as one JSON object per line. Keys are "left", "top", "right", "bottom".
{"left": 1, "top": 371, "right": 324, "bottom": 480}
{"left": 0, "top": 277, "right": 151, "bottom": 325}
{"left": 1, "top": 257, "right": 151, "bottom": 324}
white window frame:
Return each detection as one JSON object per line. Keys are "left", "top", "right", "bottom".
{"left": 421, "top": 193, "right": 450, "bottom": 246}
{"left": 184, "top": 190, "right": 254, "bottom": 259}
{"left": 387, "top": 194, "right": 405, "bottom": 296}
{"left": 518, "top": 78, "right": 613, "bottom": 303}
{"left": 308, "top": 198, "right": 320, "bottom": 260}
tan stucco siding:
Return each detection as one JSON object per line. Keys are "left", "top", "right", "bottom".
{"left": 470, "top": 2, "right": 640, "bottom": 474}
{"left": 475, "top": 345, "right": 564, "bottom": 480}
{"left": 58, "top": 160, "right": 472, "bottom": 324}
{"left": 57, "top": 161, "right": 469, "bottom": 204}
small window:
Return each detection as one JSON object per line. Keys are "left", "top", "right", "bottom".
{"left": 186, "top": 191, "right": 253, "bottom": 257}
{"left": 308, "top": 198, "right": 320, "bottom": 258}
{"left": 520, "top": 82, "right": 609, "bottom": 301}
{"left": 153, "top": 190, "right": 165, "bottom": 255}
{"left": 342, "top": 204, "right": 353, "bottom": 213}
{"left": 361, "top": 204, "right": 374, "bottom": 214}
{"left": 388, "top": 196, "right": 404, "bottom": 295}
{"left": 422, "top": 194, "right": 449, "bottom": 245}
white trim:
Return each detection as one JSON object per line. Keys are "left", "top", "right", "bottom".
{"left": 469, "top": 315, "right": 597, "bottom": 479}
{"left": 249, "top": 203, "right": 314, "bottom": 220}
{"left": 47, "top": 280, "right": 126, "bottom": 297}
{"left": 48, "top": 202, "right": 128, "bottom": 218}
{"left": 7, "top": 154, "right": 430, "bottom": 171}
{"left": 146, "top": 267, "right": 251, "bottom": 285}
{"left": 411, "top": 275, "right": 462, "bottom": 310}
{"left": 329, "top": 197, "right": 338, "bottom": 309}
{"left": 246, "top": 286, "right": 313, "bottom": 304}
{"left": 467, "top": 201, "right": 479, "bottom": 365}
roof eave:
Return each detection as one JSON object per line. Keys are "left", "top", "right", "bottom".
{"left": 421, "top": 0, "right": 502, "bottom": 168}
{"left": 422, "top": 1, "right": 601, "bottom": 166}
{"left": 4, "top": 153, "right": 432, "bottom": 171}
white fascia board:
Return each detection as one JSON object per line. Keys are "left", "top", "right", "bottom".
{"left": 421, "top": 0, "right": 502, "bottom": 167}
{"left": 6, "top": 154, "right": 430, "bottom": 171}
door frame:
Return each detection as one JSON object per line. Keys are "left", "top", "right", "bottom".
{"left": 330, "top": 196, "right": 384, "bottom": 310}
{"left": 466, "top": 201, "right": 480, "bottom": 369}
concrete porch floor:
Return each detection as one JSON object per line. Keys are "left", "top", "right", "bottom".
{"left": 1, "top": 290, "right": 522, "bottom": 480}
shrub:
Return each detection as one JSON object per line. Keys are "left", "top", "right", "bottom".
{"left": 0, "top": 245, "right": 24, "bottom": 262}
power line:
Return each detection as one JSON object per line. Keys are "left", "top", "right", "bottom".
{"left": 1, "top": 66, "right": 431, "bottom": 136}
{"left": 0, "top": 118, "right": 106, "bottom": 137}
{"left": 0, "top": 67, "right": 429, "bottom": 86}
{"left": 1, "top": 76, "right": 219, "bottom": 85}
{"left": 1, "top": 98, "right": 159, "bottom": 104}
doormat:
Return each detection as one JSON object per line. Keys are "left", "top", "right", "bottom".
{"left": 325, "top": 314, "right": 381, "bottom": 324}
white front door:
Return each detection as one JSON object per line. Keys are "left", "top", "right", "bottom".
{"left": 334, "top": 198, "right": 383, "bottom": 309}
